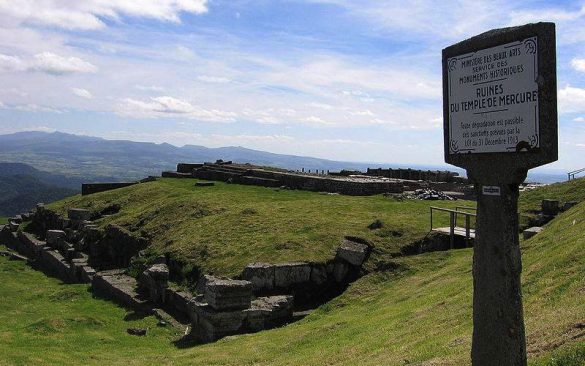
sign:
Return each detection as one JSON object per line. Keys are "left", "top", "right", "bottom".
{"left": 442, "top": 22, "right": 557, "bottom": 172}
{"left": 442, "top": 23, "right": 558, "bottom": 366}
{"left": 447, "top": 37, "right": 539, "bottom": 154}
{"left": 482, "top": 185, "right": 501, "bottom": 196}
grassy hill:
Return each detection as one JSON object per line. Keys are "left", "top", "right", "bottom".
{"left": 48, "top": 178, "right": 463, "bottom": 276}
{"left": 0, "top": 199, "right": 583, "bottom": 365}
{"left": 1, "top": 177, "right": 583, "bottom": 365}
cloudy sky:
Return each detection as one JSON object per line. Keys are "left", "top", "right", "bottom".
{"left": 0, "top": 0, "right": 584, "bottom": 170}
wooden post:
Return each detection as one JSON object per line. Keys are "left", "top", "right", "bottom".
{"left": 465, "top": 214, "right": 471, "bottom": 247}
{"left": 449, "top": 211, "right": 455, "bottom": 249}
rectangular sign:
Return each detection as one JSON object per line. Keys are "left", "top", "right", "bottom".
{"left": 447, "top": 37, "right": 539, "bottom": 154}
{"left": 482, "top": 186, "right": 501, "bottom": 196}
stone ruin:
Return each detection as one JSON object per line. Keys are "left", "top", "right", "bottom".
{"left": 0, "top": 204, "right": 372, "bottom": 344}
{"left": 162, "top": 160, "right": 473, "bottom": 198}
{"left": 522, "top": 198, "right": 579, "bottom": 240}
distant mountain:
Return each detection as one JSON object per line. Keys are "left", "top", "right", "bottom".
{"left": 0, "top": 131, "right": 382, "bottom": 182}
{"left": 0, "top": 163, "right": 78, "bottom": 216}
{"left": 0, "top": 131, "right": 567, "bottom": 185}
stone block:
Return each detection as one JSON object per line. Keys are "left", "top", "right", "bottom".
{"left": 333, "top": 262, "right": 349, "bottom": 282}
{"left": 205, "top": 278, "right": 252, "bottom": 311}
{"left": 310, "top": 264, "right": 328, "bottom": 285}
{"left": 11, "top": 215, "right": 23, "bottom": 224}
{"left": 138, "top": 264, "right": 169, "bottom": 303}
{"left": 274, "top": 262, "right": 311, "bottom": 288}
{"left": 562, "top": 201, "right": 578, "bottom": 211}
{"left": 252, "top": 295, "right": 294, "bottom": 324}
{"left": 8, "top": 221, "right": 20, "bottom": 232}
{"left": 336, "top": 238, "right": 370, "bottom": 266}
{"left": 523, "top": 227, "right": 543, "bottom": 240}
{"left": 196, "top": 274, "right": 219, "bottom": 294}
{"left": 241, "top": 263, "right": 275, "bottom": 291}
{"left": 80, "top": 266, "right": 97, "bottom": 283}
{"left": 46, "top": 230, "right": 67, "bottom": 248}
{"left": 195, "top": 304, "right": 247, "bottom": 342}
{"left": 68, "top": 208, "right": 91, "bottom": 221}
{"left": 92, "top": 270, "right": 149, "bottom": 311}
{"left": 541, "top": 199, "right": 559, "bottom": 216}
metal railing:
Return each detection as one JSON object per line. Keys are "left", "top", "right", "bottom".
{"left": 568, "top": 168, "right": 585, "bottom": 181}
{"left": 430, "top": 206, "right": 477, "bottom": 249}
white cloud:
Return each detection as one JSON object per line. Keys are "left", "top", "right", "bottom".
{"left": 135, "top": 85, "right": 165, "bottom": 92}
{"left": 573, "top": 117, "right": 585, "bottom": 122}
{"left": 197, "top": 75, "right": 231, "bottom": 83}
{"left": 0, "top": 52, "right": 97, "bottom": 75}
{"left": 30, "top": 52, "right": 97, "bottom": 75}
{"left": 14, "top": 104, "right": 65, "bottom": 113}
{"left": 117, "top": 96, "right": 236, "bottom": 122}
{"left": 571, "top": 58, "right": 585, "bottom": 73}
{"left": 0, "top": 0, "right": 208, "bottom": 30}
{"left": 71, "top": 88, "right": 93, "bottom": 99}
{"left": 558, "top": 85, "right": 585, "bottom": 114}
{"left": 0, "top": 54, "right": 26, "bottom": 72}
{"left": 305, "top": 116, "right": 331, "bottom": 125}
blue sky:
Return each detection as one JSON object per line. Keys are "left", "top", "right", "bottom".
{"left": 0, "top": 0, "right": 584, "bottom": 171}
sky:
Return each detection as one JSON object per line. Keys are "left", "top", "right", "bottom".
{"left": 0, "top": 0, "right": 584, "bottom": 171}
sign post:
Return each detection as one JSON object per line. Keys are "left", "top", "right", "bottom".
{"left": 442, "top": 23, "right": 557, "bottom": 365}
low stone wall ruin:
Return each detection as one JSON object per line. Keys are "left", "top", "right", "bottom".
{"left": 166, "top": 163, "right": 405, "bottom": 196}
{"left": 2, "top": 205, "right": 373, "bottom": 344}
{"left": 82, "top": 182, "right": 138, "bottom": 196}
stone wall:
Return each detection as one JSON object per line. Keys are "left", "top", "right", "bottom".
{"left": 366, "top": 167, "right": 466, "bottom": 183}
{"left": 189, "top": 163, "right": 404, "bottom": 196}
{"left": 4, "top": 203, "right": 375, "bottom": 344}
{"left": 82, "top": 182, "right": 138, "bottom": 196}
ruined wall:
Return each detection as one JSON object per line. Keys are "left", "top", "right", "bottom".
{"left": 82, "top": 182, "right": 138, "bottom": 196}
{"left": 191, "top": 164, "right": 404, "bottom": 195}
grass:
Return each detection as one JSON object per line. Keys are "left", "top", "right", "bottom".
{"left": 519, "top": 177, "right": 585, "bottom": 228}
{"left": 48, "top": 178, "right": 467, "bottom": 276}
{"left": 0, "top": 245, "right": 181, "bottom": 366}
{"left": 0, "top": 217, "right": 7, "bottom": 225}
{"left": 0, "top": 199, "right": 583, "bottom": 365}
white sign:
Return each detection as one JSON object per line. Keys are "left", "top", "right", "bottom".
{"left": 447, "top": 37, "right": 539, "bottom": 154}
{"left": 482, "top": 186, "right": 501, "bottom": 196}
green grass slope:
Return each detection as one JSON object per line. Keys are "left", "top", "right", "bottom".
{"left": 1, "top": 193, "right": 583, "bottom": 365}
{"left": 0, "top": 217, "right": 7, "bottom": 225}
{"left": 519, "top": 177, "right": 585, "bottom": 228}
{"left": 49, "top": 178, "right": 465, "bottom": 276}
{"left": 0, "top": 246, "right": 181, "bottom": 366}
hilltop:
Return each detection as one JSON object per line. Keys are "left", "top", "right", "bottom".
{"left": 47, "top": 177, "right": 462, "bottom": 276}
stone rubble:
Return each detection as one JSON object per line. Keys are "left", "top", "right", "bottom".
{"left": 404, "top": 189, "right": 457, "bottom": 201}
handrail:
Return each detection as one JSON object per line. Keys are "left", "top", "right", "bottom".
{"left": 568, "top": 167, "right": 585, "bottom": 181}
{"left": 430, "top": 206, "right": 476, "bottom": 249}
{"left": 455, "top": 205, "right": 477, "bottom": 212}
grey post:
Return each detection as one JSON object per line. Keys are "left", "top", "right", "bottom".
{"left": 442, "top": 23, "right": 557, "bottom": 365}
